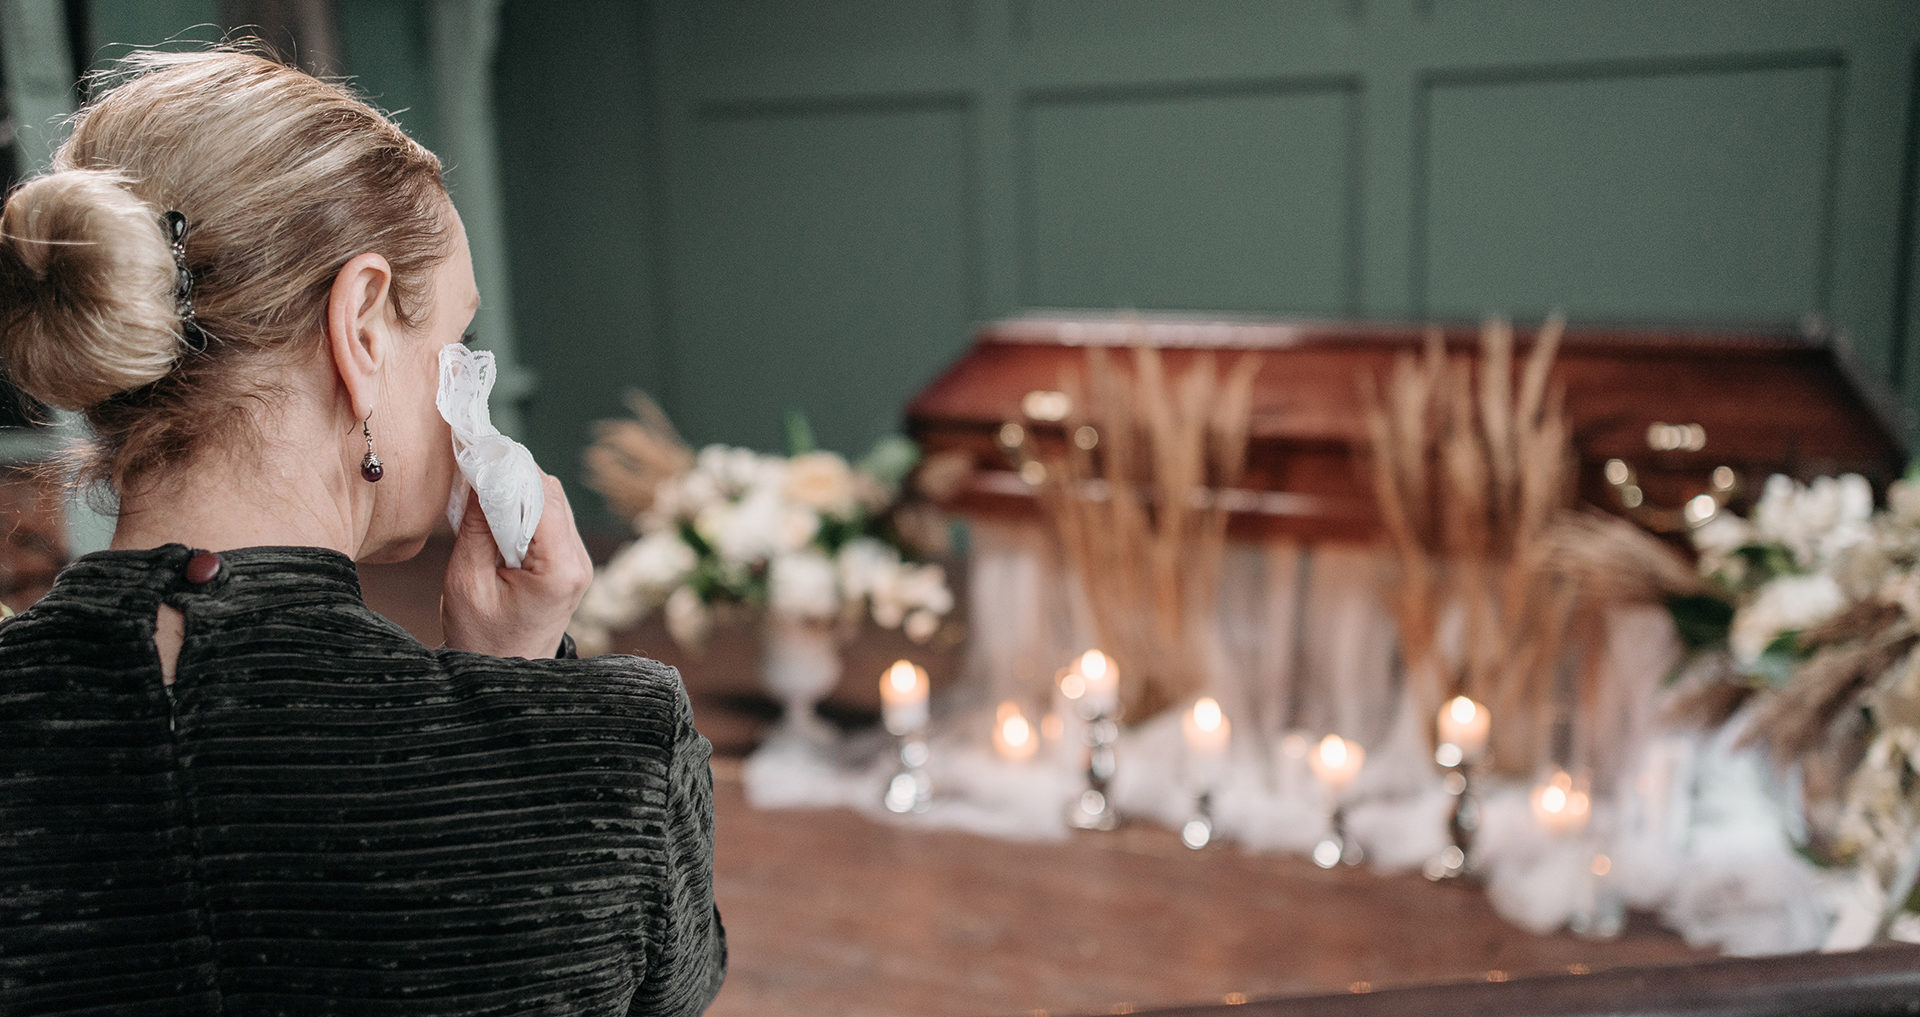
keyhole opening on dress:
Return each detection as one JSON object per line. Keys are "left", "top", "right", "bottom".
{"left": 155, "top": 603, "right": 185, "bottom": 687}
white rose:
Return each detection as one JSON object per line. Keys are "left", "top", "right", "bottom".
{"left": 676, "top": 471, "right": 722, "bottom": 516}
{"left": 896, "top": 562, "right": 953, "bottom": 616}
{"left": 1751, "top": 473, "right": 1875, "bottom": 569}
{"left": 693, "top": 502, "right": 732, "bottom": 552}
{"left": 665, "top": 586, "right": 712, "bottom": 646}
{"left": 835, "top": 538, "right": 899, "bottom": 602}
{"left": 783, "top": 451, "right": 860, "bottom": 517}
{"left": 1730, "top": 573, "right": 1847, "bottom": 663}
{"left": 721, "top": 447, "right": 761, "bottom": 489}
{"left": 904, "top": 609, "right": 939, "bottom": 643}
{"left": 611, "top": 530, "right": 697, "bottom": 593}
{"left": 776, "top": 505, "right": 821, "bottom": 552}
{"left": 695, "top": 444, "right": 732, "bottom": 480}
{"left": 1812, "top": 474, "right": 1874, "bottom": 562}
{"left": 870, "top": 564, "right": 908, "bottom": 629}
{"left": 1690, "top": 513, "right": 1752, "bottom": 560}
{"left": 711, "top": 490, "right": 784, "bottom": 563}
{"left": 769, "top": 550, "right": 840, "bottom": 620}
{"left": 1888, "top": 479, "right": 1920, "bottom": 527}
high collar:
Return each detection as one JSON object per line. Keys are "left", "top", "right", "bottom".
{"left": 44, "top": 543, "right": 366, "bottom": 611}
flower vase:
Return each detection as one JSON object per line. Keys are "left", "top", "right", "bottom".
{"left": 760, "top": 613, "right": 842, "bottom": 745}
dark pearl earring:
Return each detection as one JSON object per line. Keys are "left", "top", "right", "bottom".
{"left": 361, "top": 415, "right": 384, "bottom": 482}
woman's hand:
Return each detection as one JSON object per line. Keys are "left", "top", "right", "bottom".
{"left": 440, "top": 473, "right": 595, "bottom": 659}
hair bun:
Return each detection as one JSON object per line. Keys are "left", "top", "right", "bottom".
{"left": 0, "top": 168, "right": 182, "bottom": 410}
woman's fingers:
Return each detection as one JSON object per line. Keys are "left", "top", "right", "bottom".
{"left": 523, "top": 474, "right": 593, "bottom": 594}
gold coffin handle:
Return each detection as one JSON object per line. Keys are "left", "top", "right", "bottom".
{"left": 1604, "top": 458, "right": 1738, "bottom": 533}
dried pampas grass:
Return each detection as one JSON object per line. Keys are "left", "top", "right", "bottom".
{"left": 1362, "top": 318, "right": 1699, "bottom": 775}
{"left": 1009, "top": 337, "right": 1258, "bottom": 722}
{"left": 1362, "top": 319, "right": 1575, "bottom": 771}
{"left": 583, "top": 391, "right": 695, "bottom": 525}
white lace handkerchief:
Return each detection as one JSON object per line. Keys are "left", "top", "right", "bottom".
{"left": 436, "top": 344, "right": 543, "bottom": 568}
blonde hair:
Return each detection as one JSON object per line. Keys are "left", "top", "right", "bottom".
{"left": 0, "top": 47, "right": 450, "bottom": 494}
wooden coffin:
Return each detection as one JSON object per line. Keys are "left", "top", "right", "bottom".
{"left": 905, "top": 313, "right": 1907, "bottom": 544}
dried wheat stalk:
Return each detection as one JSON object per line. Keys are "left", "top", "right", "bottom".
{"left": 1363, "top": 317, "right": 1600, "bottom": 773}
{"left": 583, "top": 391, "right": 695, "bottom": 524}
{"left": 1018, "top": 339, "right": 1258, "bottom": 721}
{"left": 1743, "top": 625, "right": 1919, "bottom": 759}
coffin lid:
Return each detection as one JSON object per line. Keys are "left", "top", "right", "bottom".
{"left": 905, "top": 311, "right": 1908, "bottom": 541}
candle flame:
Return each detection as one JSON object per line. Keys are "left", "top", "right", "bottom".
{"left": 1539, "top": 784, "right": 1567, "bottom": 813}
{"left": 1058, "top": 669, "right": 1086, "bottom": 700}
{"left": 1317, "top": 734, "right": 1348, "bottom": 768}
{"left": 886, "top": 659, "right": 919, "bottom": 694}
{"left": 1447, "top": 696, "right": 1480, "bottom": 725}
{"left": 1193, "top": 697, "right": 1223, "bottom": 732}
{"left": 1000, "top": 713, "right": 1031, "bottom": 748}
{"left": 1078, "top": 649, "right": 1110, "bottom": 682}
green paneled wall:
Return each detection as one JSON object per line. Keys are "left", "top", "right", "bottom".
{"left": 492, "top": 0, "right": 660, "bottom": 502}
{"left": 632, "top": 0, "right": 1920, "bottom": 473}
{"left": 45, "top": 1, "right": 1920, "bottom": 534}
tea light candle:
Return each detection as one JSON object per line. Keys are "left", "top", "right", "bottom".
{"left": 1182, "top": 697, "right": 1231, "bottom": 779}
{"left": 1057, "top": 666, "right": 1086, "bottom": 704}
{"left": 1309, "top": 734, "right": 1365, "bottom": 794}
{"left": 1078, "top": 649, "right": 1118, "bottom": 715}
{"left": 1531, "top": 768, "right": 1591, "bottom": 835}
{"left": 993, "top": 700, "right": 1037, "bottom": 763}
{"left": 1436, "top": 695, "right": 1490, "bottom": 763}
{"left": 880, "top": 659, "right": 930, "bottom": 735}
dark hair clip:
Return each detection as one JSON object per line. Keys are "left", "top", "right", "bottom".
{"left": 163, "top": 210, "right": 208, "bottom": 354}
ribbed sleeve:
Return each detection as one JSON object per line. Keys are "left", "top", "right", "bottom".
{"left": 0, "top": 545, "right": 725, "bottom": 1017}
{"left": 630, "top": 685, "right": 726, "bottom": 1017}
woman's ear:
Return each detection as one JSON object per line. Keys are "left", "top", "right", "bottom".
{"left": 325, "top": 252, "right": 397, "bottom": 421}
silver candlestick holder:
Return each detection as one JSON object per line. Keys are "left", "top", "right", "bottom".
{"left": 883, "top": 730, "right": 932, "bottom": 814}
{"left": 1181, "top": 790, "right": 1215, "bottom": 850}
{"left": 1425, "top": 746, "right": 1481, "bottom": 881}
{"left": 1313, "top": 801, "right": 1361, "bottom": 868}
{"left": 1066, "top": 708, "right": 1120, "bottom": 830}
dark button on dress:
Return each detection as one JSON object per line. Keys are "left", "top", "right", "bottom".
{"left": 0, "top": 545, "right": 725, "bottom": 1016}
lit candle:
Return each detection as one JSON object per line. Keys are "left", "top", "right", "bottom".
{"left": 1436, "top": 696, "right": 1491, "bottom": 763}
{"left": 1308, "top": 734, "right": 1365, "bottom": 795}
{"left": 1182, "top": 697, "right": 1232, "bottom": 782}
{"left": 1531, "top": 768, "right": 1592, "bottom": 835}
{"left": 880, "top": 659, "right": 930, "bottom": 736}
{"left": 993, "top": 700, "right": 1037, "bottom": 762}
{"left": 1078, "top": 649, "right": 1118, "bottom": 715}
{"left": 1057, "top": 666, "right": 1086, "bottom": 704}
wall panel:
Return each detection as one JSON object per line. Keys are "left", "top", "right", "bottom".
{"left": 1023, "top": 82, "right": 1359, "bottom": 313}
{"left": 666, "top": 102, "right": 974, "bottom": 454}
{"left": 1419, "top": 60, "right": 1841, "bottom": 322}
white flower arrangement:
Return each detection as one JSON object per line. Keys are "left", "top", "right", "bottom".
{"left": 1678, "top": 470, "right": 1920, "bottom": 938}
{"left": 573, "top": 406, "right": 954, "bottom": 654}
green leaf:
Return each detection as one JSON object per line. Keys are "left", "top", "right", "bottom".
{"left": 1749, "top": 648, "right": 1801, "bottom": 689}
{"left": 856, "top": 435, "right": 921, "bottom": 492}
{"left": 1666, "top": 593, "right": 1735, "bottom": 652}
{"left": 785, "top": 409, "right": 817, "bottom": 456}
{"left": 1763, "top": 629, "right": 1804, "bottom": 659}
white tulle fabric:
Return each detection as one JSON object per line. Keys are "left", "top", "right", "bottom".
{"left": 436, "top": 344, "right": 543, "bottom": 568}
{"left": 745, "top": 523, "right": 1875, "bottom": 956}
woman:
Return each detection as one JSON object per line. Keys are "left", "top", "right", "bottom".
{"left": 0, "top": 50, "right": 725, "bottom": 1015}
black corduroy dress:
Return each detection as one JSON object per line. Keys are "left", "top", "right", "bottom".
{"left": 0, "top": 544, "right": 725, "bottom": 1016}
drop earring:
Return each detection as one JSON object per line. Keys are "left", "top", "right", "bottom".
{"left": 360, "top": 414, "right": 384, "bottom": 482}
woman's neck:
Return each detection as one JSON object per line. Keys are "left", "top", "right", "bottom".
{"left": 109, "top": 443, "right": 366, "bottom": 558}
